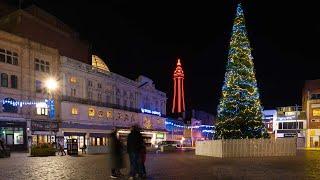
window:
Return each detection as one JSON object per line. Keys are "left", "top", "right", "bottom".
{"left": 116, "top": 88, "right": 120, "bottom": 96}
{"left": 70, "top": 77, "right": 77, "bottom": 83}
{"left": 106, "top": 95, "right": 111, "bottom": 103}
{"left": 0, "top": 49, "right": 5, "bottom": 62}
{"left": 1, "top": 73, "right": 8, "bottom": 87}
{"left": 88, "top": 80, "right": 93, "bottom": 87}
{"left": 98, "top": 83, "right": 102, "bottom": 88}
{"left": 123, "top": 100, "right": 127, "bottom": 107}
{"left": 37, "top": 108, "right": 48, "bottom": 115}
{"left": 88, "top": 91, "right": 93, "bottom": 99}
{"left": 0, "top": 49, "right": 18, "bottom": 65}
{"left": 299, "top": 122, "right": 303, "bottom": 129}
{"left": 130, "top": 101, "right": 134, "bottom": 108}
{"left": 98, "top": 110, "right": 103, "bottom": 117}
{"left": 107, "top": 111, "right": 112, "bottom": 118}
{"left": 313, "top": 109, "right": 320, "bottom": 117}
{"left": 123, "top": 91, "right": 127, "bottom": 97}
{"left": 11, "top": 75, "right": 18, "bottom": 89}
{"left": 71, "top": 107, "right": 78, "bottom": 115}
{"left": 283, "top": 122, "right": 288, "bottom": 129}
{"left": 116, "top": 98, "right": 120, "bottom": 105}
{"left": 278, "top": 123, "right": 282, "bottom": 129}
{"left": 35, "top": 80, "right": 42, "bottom": 93}
{"left": 34, "top": 58, "right": 50, "bottom": 73}
{"left": 98, "top": 93, "right": 102, "bottom": 101}
{"left": 88, "top": 108, "right": 95, "bottom": 117}
{"left": 71, "top": 88, "right": 76, "bottom": 97}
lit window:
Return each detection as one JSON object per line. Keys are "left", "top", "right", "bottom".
{"left": 71, "top": 107, "right": 78, "bottom": 115}
{"left": 313, "top": 109, "right": 320, "bottom": 117}
{"left": 88, "top": 108, "right": 95, "bottom": 117}
{"left": 37, "top": 108, "right": 48, "bottom": 115}
{"left": 70, "top": 77, "right": 77, "bottom": 83}
{"left": 98, "top": 110, "right": 103, "bottom": 117}
{"left": 107, "top": 111, "right": 113, "bottom": 118}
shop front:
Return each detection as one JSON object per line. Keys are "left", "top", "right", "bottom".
{"left": 0, "top": 121, "right": 27, "bottom": 151}
{"left": 117, "top": 128, "right": 167, "bottom": 147}
{"left": 307, "top": 129, "right": 320, "bottom": 148}
{"left": 30, "top": 120, "right": 59, "bottom": 145}
{"left": 63, "top": 132, "right": 86, "bottom": 150}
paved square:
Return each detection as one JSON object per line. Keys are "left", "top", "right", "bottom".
{"left": 0, "top": 150, "right": 319, "bottom": 179}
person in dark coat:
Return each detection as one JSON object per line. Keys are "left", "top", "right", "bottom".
{"left": 127, "top": 125, "right": 144, "bottom": 179}
{"left": 139, "top": 143, "right": 147, "bottom": 178}
{"left": 109, "top": 129, "right": 123, "bottom": 178}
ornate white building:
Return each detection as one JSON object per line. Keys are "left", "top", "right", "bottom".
{"left": 59, "top": 56, "right": 167, "bottom": 149}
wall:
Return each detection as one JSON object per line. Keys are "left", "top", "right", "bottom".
{"left": 196, "top": 138, "right": 296, "bottom": 158}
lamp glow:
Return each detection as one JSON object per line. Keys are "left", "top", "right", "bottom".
{"left": 45, "top": 78, "right": 58, "bottom": 91}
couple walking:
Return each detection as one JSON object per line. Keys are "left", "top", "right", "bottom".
{"left": 109, "top": 125, "right": 146, "bottom": 179}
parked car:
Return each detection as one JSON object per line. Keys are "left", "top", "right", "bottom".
{"left": 155, "top": 140, "right": 181, "bottom": 151}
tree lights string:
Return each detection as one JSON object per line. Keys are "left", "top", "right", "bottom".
{"left": 215, "top": 3, "right": 268, "bottom": 139}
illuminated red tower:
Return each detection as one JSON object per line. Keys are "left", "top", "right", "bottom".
{"left": 172, "top": 58, "right": 185, "bottom": 114}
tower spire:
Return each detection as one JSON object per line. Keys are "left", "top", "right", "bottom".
{"left": 172, "top": 58, "right": 185, "bottom": 115}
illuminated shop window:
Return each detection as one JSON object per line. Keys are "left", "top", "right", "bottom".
{"left": 37, "top": 108, "right": 48, "bottom": 115}
{"left": 70, "top": 77, "right": 77, "bottom": 83}
{"left": 88, "top": 108, "right": 95, "bottom": 117}
{"left": 107, "top": 111, "right": 113, "bottom": 119}
{"left": 71, "top": 107, "right": 78, "bottom": 115}
{"left": 98, "top": 110, "right": 103, "bottom": 117}
{"left": 313, "top": 109, "right": 320, "bottom": 117}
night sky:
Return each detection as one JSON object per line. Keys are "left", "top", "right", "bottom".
{"left": 5, "top": 0, "right": 320, "bottom": 114}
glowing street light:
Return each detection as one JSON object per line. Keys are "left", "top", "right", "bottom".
{"left": 45, "top": 78, "right": 58, "bottom": 92}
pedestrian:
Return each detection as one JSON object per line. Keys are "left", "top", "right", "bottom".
{"left": 139, "top": 142, "right": 147, "bottom": 179}
{"left": 59, "top": 142, "right": 66, "bottom": 156}
{"left": 81, "top": 144, "right": 87, "bottom": 154}
{"left": 127, "top": 125, "right": 144, "bottom": 179}
{"left": 109, "top": 128, "right": 123, "bottom": 179}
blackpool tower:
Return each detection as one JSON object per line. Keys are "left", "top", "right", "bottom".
{"left": 172, "top": 58, "right": 185, "bottom": 115}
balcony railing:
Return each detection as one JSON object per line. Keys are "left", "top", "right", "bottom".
{"left": 60, "top": 95, "right": 141, "bottom": 113}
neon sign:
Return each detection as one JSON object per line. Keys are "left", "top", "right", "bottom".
{"left": 141, "top": 108, "right": 161, "bottom": 116}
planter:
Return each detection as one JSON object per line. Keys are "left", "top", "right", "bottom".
{"left": 30, "top": 144, "right": 56, "bottom": 157}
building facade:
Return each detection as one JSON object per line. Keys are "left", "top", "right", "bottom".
{"left": 0, "top": 30, "right": 60, "bottom": 151}
{"left": 59, "top": 56, "right": 167, "bottom": 149}
{"left": 303, "top": 79, "right": 320, "bottom": 148}
{"left": 0, "top": 5, "right": 168, "bottom": 151}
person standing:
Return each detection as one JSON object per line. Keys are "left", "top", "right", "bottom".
{"left": 139, "top": 142, "right": 147, "bottom": 179}
{"left": 127, "top": 125, "right": 144, "bottom": 179}
{"left": 109, "top": 129, "right": 123, "bottom": 179}
{"left": 59, "top": 142, "right": 66, "bottom": 156}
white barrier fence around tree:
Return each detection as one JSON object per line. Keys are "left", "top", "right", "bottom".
{"left": 195, "top": 138, "right": 296, "bottom": 157}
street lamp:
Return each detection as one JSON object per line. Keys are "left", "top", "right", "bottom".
{"left": 45, "top": 78, "right": 58, "bottom": 92}
{"left": 45, "top": 77, "right": 58, "bottom": 143}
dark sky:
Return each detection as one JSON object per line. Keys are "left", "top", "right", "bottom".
{"left": 6, "top": 0, "right": 320, "bottom": 114}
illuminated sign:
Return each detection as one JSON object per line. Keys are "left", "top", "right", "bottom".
{"left": 141, "top": 108, "right": 161, "bottom": 116}
{"left": 156, "top": 133, "right": 164, "bottom": 139}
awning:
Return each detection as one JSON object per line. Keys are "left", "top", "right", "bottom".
{"left": 89, "top": 133, "right": 109, "bottom": 138}
{"left": 64, "top": 132, "right": 86, "bottom": 136}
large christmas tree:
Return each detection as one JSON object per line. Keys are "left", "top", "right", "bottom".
{"left": 215, "top": 3, "right": 267, "bottom": 139}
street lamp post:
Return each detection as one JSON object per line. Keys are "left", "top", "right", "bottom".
{"left": 295, "top": 104, "right": 298, "bottom": 147}
{"left": 45, "top": 78, "right": 58, "bottom": 143}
